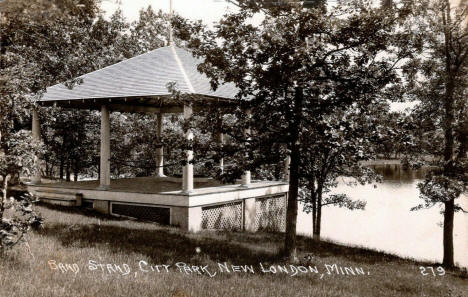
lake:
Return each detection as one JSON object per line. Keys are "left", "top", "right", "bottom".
{"left": 296, "top": 164, "right": 468, "bottom": 268}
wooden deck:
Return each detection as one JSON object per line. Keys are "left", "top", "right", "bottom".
{"left": 38, "top": 176, "right": 223, "bottom": 194}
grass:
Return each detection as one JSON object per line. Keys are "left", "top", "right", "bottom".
{"left": 0, "top": 203, "right": 466, "bottom": 297}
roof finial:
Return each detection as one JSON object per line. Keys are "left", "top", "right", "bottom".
{"left": 169, "top": 0, "right": 173, "bottom": 46}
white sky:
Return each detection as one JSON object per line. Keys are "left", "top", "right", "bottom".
{"left": 101, "top": 0, "right": 240, "bottom": 25}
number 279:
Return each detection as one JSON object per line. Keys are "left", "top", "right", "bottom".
{"left": 419, "top": 266, "right": 445, "bottom": 276}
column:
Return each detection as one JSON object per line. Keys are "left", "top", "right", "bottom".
{"left": 31, "top": 108, "right": 41, "bottom": 184}
{"left": 241, "top": 109, "right": 251, "bottom": 187}
{"left": 100, "top": 105, "right": 110, "bottom": 189}
{"left": 217, "top": 132, "right": 224, "bottom": 173}
{"left": 216, "top": 113, "right": 224, "bottom": 173}
{"left": 156, "top": 113, "right": 166, "bottom": 177}
{"left": 182, "top": 103, "right": 194, "bottom": 193}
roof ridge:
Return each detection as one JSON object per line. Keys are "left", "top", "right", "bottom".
{"left": 170, "top": 45, "right": 196, "bottom": 93}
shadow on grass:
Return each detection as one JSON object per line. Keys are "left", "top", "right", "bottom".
{"left": 35, "top": 203, "right": 281, "bottom": 265}
{"left": 36, "top": 222, "right": 282, "bottom": 265}
{"left": 34, "top": 203, "right": 468, "bottom": 278}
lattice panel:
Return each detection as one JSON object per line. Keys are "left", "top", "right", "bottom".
{"left": 111, "top": 203, "right": 170, "bottom": 225}
{"left": 202, "top": 202, "right": 243, "bottom": 230}
{"left": 254, "top": 195, "right": 287, "bottom": 232}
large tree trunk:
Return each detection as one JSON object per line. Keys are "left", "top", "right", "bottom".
{"left": 443, "top": 198, "right": 455, "bottom": 267}
{"left": 441, "top": 74, "right": 455, "bottom": 267}
{"left": 442, "top": 84, "right": 456, "bottom": 268}
{"left": 285, "top": 144, "right": 300, "bottom": 260}
{"left": 284, "top": 87, "right": 304, "bottom": 261}
{"left": 441, "top": 0, "right": 456, "bottom": 268}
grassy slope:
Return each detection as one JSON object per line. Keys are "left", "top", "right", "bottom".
{"left": 0, "top": 204, "right": 466, "bottom": 297}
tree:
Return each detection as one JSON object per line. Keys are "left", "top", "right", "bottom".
{"left": 128, "top": 6, "right": 170, "bottom": 55}
{"left": 173, "top": 0, "right": 414, "bottom": 259}
{"left": 0, "top": 0, "right": 119, "bottom": 250}
{"left": 300, "top": 103, "right": 390, "bottom": 240}
{"left": 373, "top": 111, "right": 418, "bottom": 160}
{"left": 0, "top": 130, "right": 43, "bottom": 252}
{"left": 404, "top": 0, "right": 468, "bottom": 268}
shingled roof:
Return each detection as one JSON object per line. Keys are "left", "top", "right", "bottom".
{"left": 38, "top": 46, "right": 238, "bottom": 107}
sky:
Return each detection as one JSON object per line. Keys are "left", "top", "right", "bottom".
{"left": 101, "top": 0, "right": 241, "bottom": 25}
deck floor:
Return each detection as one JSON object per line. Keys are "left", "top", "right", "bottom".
{"left": 39, "top": 176, "right": 223, "bottom": 194}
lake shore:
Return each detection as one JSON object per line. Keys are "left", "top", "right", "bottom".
{"left": 0, "top": 203, "right": 466, "bottom": 297}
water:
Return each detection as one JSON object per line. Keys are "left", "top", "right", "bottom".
{"left": 297, "top": 164, "right": 468, "bottom": 268}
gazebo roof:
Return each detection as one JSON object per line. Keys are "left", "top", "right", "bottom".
{"left": 37, "top": 46, "right": 239, "bottom": 113}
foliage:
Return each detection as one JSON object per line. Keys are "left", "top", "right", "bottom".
{"left": 401, "top": 0, "right": 468, "bottom": 267}
{"left": 1, "top": 0, "right": 175, "bottom": 182}
{"left": 173, "top": 0, "right": 416, "bottom": 258}
{"left": 0, "top": 191, "right": 42, "bottom": 252}
{"left": 299, "top": 103, "right": 391, "bottom": 239}
{"left": 0, "top": 130, "right": 43, "bottom": 252}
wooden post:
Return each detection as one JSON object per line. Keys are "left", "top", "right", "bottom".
{"left": 156, "top": 113, "right": 166, "bottom": 177}
{"left": 100, "top": 105, "right": 111, "bottom": 189}
{"left": 31, "top": 108, "right": 41, "bottom": 184}
{"left": 241, "top": 109, "right": 251, "bottom": 187}
{"left": 183, "top": 103, "right": 194, "bottom": 193}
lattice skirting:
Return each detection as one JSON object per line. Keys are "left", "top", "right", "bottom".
{"left": 202, "top": 202, "right": 243, "bottom": 230}
{"left": 254, "top": 195, "right": 287, "bottom": 232}
{"left": 111, "top": 203, "right": 170, "bottom": 225}
{"left": 201, "top": 194, "right": 287, "bottom": 232}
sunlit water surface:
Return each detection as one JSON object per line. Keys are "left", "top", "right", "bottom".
{"left": 296, "top": 164, "right": 468, "bottom": 268}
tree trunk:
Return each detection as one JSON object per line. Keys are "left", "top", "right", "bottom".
{"left": 441, "top": 1, "right": 456, "bottom": 267}
{"left": 66, "top": 161, "right": 71, "bottom": 182}
{"left": 45, "top": 159, "right": 49, "bottom": 178}
{"left": 285, "top": 143, "right": 300, "bottom": 260}
{"left": 315, "top": 190, "right": 322, "bottom": 241}
{"left": 441, "top": 76, "right": 455, "bottom": 267}
{"left": 59, "top": 157, "right": 64, "bottom": 180}
{"left": 442, "top": 86, "right": 456, "bottom": 268}
{"left": 443, "top": 198, "right": 455, "bottom": 267}
{"left": 313, "top": 185, "right": 323, "bottom": 241}
{"left": 284, "top": 87, "right": 304, "bottom": 261}
{"left": 311, "top": 188, "right": 317, "bottom": 239}
{"left": 74, "top": 167, "right": 78, "bottom": 182}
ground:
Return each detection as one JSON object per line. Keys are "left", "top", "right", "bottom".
{"left": 0, "top": 204, "right": 466, "bottom": 297}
